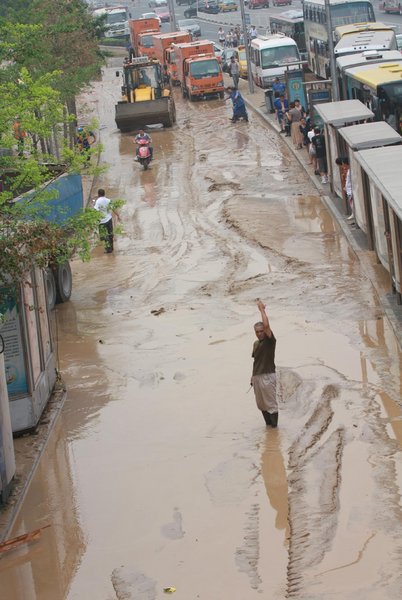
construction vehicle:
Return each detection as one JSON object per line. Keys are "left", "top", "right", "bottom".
{"left": 153, "top": 31, "right": 192, "bottom": 85}
{"left": 129, "top": 18, "right": 161, "bottom": 59}
{"left": 115, "top": 56, "right": 176, "bottom": 132}
{"left": 173, "top": 40, "right": 224, "bottom": 100}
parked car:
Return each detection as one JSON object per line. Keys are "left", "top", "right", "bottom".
{"left": 149, "top": 0, "right": 167, "bottom": 7}
{"left": 155, "top": 6, "right": 170, "bottom": 22}
{"left": 219, "top": 0, "right": 238, "bottom": 11}
{"left": 178, "top": 19, "right": 201, "bottom": 37}
{"left": 198, "top": 0, "right": 220, "bottom": 13}
{"left": 141, "top": 12, "right": 162, "bottom": 25}
{"left": 249, "top": 0, "right": 269, "bottom": 8}
{"left": 221, "top": 45, "right": 248, "bottom": 77}
{"left": 176, "top": 0, "right": 196, "bottom": 5}
{"left": 272, "top": 0, "right": 291, "bottom": 6}
{"left": 184, "top": 5, "right": 197, "bottom": 16}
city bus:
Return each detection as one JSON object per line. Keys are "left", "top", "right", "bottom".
{"left": 343, "top": 60, "right": 402, "bottom": 133}
{"left": 334, "top": 21, "right": 395, "bottom": 43}
{"left": 269, "top": 10, "right": 306, "bottom": 56}
{"left": 249, "top": 34, "right": 301, "bottom": 88}
{"left": 302, "top": 0, "right": 376, "bottom": 78}
{"left": 334, "top": 29, "right": 397, "bottom": 58}
{"left": 336, "top": 49, "right": 402, "bottom": 98}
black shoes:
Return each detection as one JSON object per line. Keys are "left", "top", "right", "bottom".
{"left": 262, "top": 411, "right": 278, "bottom": 428}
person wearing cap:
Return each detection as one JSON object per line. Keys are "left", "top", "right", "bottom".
{"left": 229, "top": 55, "right": 240, "bottom": 89}
{"left": 93, "top": 189, "right": 121, "bottom": 254}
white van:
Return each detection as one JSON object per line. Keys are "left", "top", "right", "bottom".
{"left": 250, "top": 34, "right": 300, "bottom": 88}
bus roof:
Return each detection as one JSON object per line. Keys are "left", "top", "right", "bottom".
{"left": 334, "top": 30, "right": 396, "bottom": 56}
{"left": 335, "top": 22, "right": 394, "bottom": 39}
{"left": 251, "top": 35, "right": 297, "bottom": 49}
{"left": 346, "top": 61, "right": 402, "bottom": 86}
{"left": 336, "top": 50, "right": 402, "bottom": 71}
{"left": 270, "top": 10, "right": 303, "bottom": 22}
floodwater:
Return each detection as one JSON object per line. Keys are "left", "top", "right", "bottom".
{"left": 1, "top": 60, "right": 402, "bottom": 599}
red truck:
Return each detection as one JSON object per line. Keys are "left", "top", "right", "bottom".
{"left": 152, "top": 31, "right": 192, "bottom": 85}
{"left": 129, "top": 18, "right": 161, "bottom": 59}
{"left": 173, "top": 40, "right": 224, "bottom": 100}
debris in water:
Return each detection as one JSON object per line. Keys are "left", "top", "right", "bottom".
{"left": 0, "top": 525, "right": 50, "bottom": 555}
{"left": 151, "top": 308, "right": 165, "bottom": 316}
{"left": 163, "top": 587, "right": 176, "bottom": 594}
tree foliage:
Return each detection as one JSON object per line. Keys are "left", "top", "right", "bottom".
{"left": 0, "top": 1, "right": 119, "bottom": 288}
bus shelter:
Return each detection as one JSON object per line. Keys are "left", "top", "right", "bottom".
{"left": 314, "top": 100, "right": 374, "bottom": 200}
{"left": 338, "top": 121, "right": 401, "bottom": 245}
{"left": 353, "top": 145, "right": 402, "bottom": 303}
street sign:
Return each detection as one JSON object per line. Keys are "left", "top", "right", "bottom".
{"left": 245, "top": 13, "right": 251, "bottom": 25}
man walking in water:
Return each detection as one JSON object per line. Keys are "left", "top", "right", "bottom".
{"left": 251, "top": 300, "right": 278, "bottom": 427}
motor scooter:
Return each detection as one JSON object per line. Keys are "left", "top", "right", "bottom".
{"left": 136, "top": 139, "right": 152, "bottom": 170}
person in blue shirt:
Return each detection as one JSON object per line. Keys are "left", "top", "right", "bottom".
{"left": 272, "top": 77, "right": 286, "bottom": 97}
{"left": 225, "top": 87, "right": 249, "bottom": 123}
{"left": 273, "top": 93, "right": 289, "bottom": 133}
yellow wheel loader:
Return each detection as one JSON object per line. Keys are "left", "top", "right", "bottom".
{"left": 115, "top": 56, "right": 176, "bottom": 132}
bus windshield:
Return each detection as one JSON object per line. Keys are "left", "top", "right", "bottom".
{"left": 331, "top": 2, "right": 375, "bottom": 27}
{"left": 190, "top": 59, "right": 220, "bottom": 78}
{"left": 261, "top": 45, "right": 299, "bottom": 69}
{"left": 106, "top": 11, "right": 128, "bottom": 25}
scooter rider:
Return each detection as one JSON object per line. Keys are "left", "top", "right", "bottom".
{"left": 134, "top": 130, "right": 153, "bottom": 160}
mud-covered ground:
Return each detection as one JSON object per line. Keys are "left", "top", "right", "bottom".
{"left": 0, "top": 59, "right": 401, "bottom": 600}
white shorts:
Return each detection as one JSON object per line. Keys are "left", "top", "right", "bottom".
{"left": 252, "top": 373, "right": 278, "bottom": 413}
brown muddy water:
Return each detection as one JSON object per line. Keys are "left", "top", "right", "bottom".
{"left": 0, "top": 59, "right": 401, "bottom": 600}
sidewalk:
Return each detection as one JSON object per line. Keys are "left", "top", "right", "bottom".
{"left": 230, "top": 74, "right": 402, "bottom": 348}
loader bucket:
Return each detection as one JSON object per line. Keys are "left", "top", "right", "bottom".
{"left": 115, "top": 97, "right": 175, "bottom": 132}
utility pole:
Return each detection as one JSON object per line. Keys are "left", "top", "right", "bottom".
{"left": 324, "top": 0, "right": 339, "bottom": 101}
{"left": 167, "top": 0, "right": 178, "bottom": 32}
{"left": 238, "top": 0, "right": 254, "bottom": 94}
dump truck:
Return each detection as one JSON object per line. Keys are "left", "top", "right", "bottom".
{"left": 173, "top": 40, "right": 225, "bottom": 100}
{"left": 153, "top": 31, "right": 192, "bottom": 85}
{"left": 129, "top": 18, "right": 161, "bottom": 59}
{"left": 115, "top": 56, "right": 176, "bottom": 132}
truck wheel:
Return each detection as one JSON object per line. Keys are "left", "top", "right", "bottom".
{"left": 45, "top": 268, "right": 57, "bottom": 310}
{"left": 219, "top": 91, "right": 224, "bottom": 99}
{"left": 54, "top": 261, "right": 72, "bottom": 304}
{"left": 188, "top": 90, "right": 195, "bottom": 101}
{"left": 182, "top": 86, "right": 187, "bottom": 98}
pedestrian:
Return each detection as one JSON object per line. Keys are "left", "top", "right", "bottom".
{"left": 77, "top": 126, "right": 96, "bottom": 160}
{"left": 218, "top": 26, "right": 226, "bottom": 45}
{"left": 272, "top": 77, "right": 286, "bottom": 97}
{"left": 286, "top": 101, "right": 304, "bottom": 149}
{"left": 250, "top": 300, "right": 278, "bottom": 428}
{"left": 229, "top": 55, "right": 240, "bottom": 89}
{"left": 307, "top": 126, "right": 317, "bottom": 168}
{"left": 311, "top": 127, "right": 328, "bottom": 183}
{"left": 249, "top": 25, "right": 258, "bottom": 40}
{"left": 335, "top": 156, "right": 349, "bottom": 200}
{"left": 226, "top": 30, "right": 233, "bottom": 47}
{"left": 93, "top": 189, "right": 121, "bottom": 253}
{"left": 225, "top": 86, "right": 249, "bottom": 123}
{"left": 273, "top": 93, "right": 288, "bottom": 133}
{"left": 343, "top": 157, "right": 354, "bottom": 219}
{"left": 299, "top": 117, "right": 310, "bottom": 147}
{"left": 232, "top": 29, "right": 239, "bottom": 48}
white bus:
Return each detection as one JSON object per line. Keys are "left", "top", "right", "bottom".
{"left": 334, "top": 29, "right": 397, "bottom": 58}
{"left": 302, "top": 0, "right": 376, "bottom": 78}
{"left": 250, "top": 34, "right": 301, "bottom": 88}
{"left": 92, "top": 6, "right": 131, "bottom": 40}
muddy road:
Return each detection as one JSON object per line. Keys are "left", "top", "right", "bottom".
{"left": 1, "top": 60, "right": 402, "bottom": 600}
